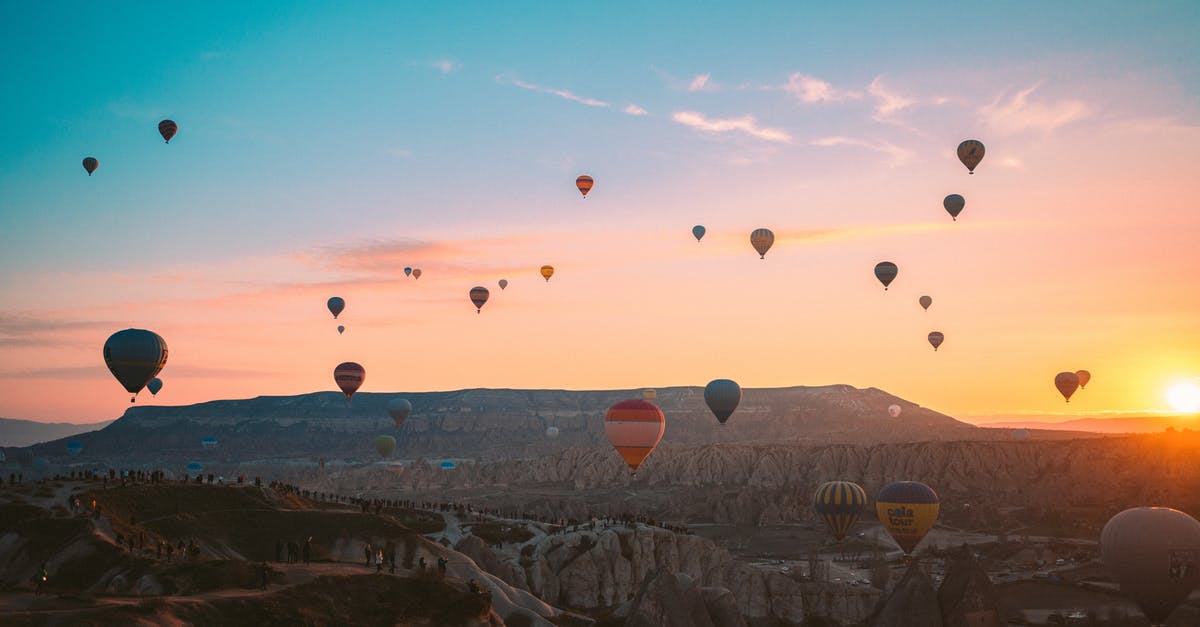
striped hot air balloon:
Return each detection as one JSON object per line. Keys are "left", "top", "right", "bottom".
{"left": 158, "top": 119, "right": 178, "bottom": 144}
{"left": 576, "top": 175, "right": 594, "bottom": 197}
{"left": 876, "top": 481, "right": 940, "bottom": 556}
{"left": 813, "top": 481, "right": 868, "bottom": 541}
{"left": 642, "top": 389, "right": 656, "bottom": 401}
{"left": 469, "top": 286, "right": 489, "bottom": 313}
{"left": 957, "top": 140, "right": 985, "bottom": 174}
{"left": 750, "top": 228, "right": 774, "bottom": 259}
{"left": 334, "top": 362, "right": 365, "bottom": 400}
{"left": 375, "top": 435, "right": 396, "bottom": 458}
{"left": 604, "top": 399, "right": 665, "bottom": 475}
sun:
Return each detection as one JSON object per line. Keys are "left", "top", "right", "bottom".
{"left": 1166, "top": 381, "right": 1200, "bottom": 413}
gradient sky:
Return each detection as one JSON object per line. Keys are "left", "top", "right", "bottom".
{"left": 2, "top": 2, "right": 1199, "bottom": 424}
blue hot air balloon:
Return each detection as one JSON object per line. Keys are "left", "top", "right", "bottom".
{"left": 439, "top": 461, "right": 457, "bottom": 470}
{"left": 66, "top": 441, "right": 83, "bottom": 456}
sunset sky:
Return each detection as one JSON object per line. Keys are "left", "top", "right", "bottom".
{"left": 2, "top": 2, "right": 1199, "bottom": 424}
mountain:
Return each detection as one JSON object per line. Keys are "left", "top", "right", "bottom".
{"left": 0, "top": 417, "right": 113, "bottom": 448}
{"left": 980, "top": 415, "right": 1197, "bottom": 434}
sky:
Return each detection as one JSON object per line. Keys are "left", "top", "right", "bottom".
{"left": 2, "top": 2, "right": 1200, "bottom": 424}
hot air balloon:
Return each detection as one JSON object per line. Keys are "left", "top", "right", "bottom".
{"left": 388, "top": 398, "right": 412, "bottom": 428}
{"left": 692, "top": 225, "right": 706, "bottom": 242}
{"left": 888, "top": 404, "right": 902, "bottom": 418}
{"left": 944, "top": 194, "right": 965, "bottom": 221}
{"left": 404, "top": 267, "right": 412, "bottom": 277}
{"left": 704, "top": 379, "right": 742, "bottom": 425}
{"left": 334, "top": 362, "right": 365, "bottom": 400}
{"left": 413, "top": 269, "right": 422, "bottom": 279}
{"left": 337, "top": 325, "right": 345, "bottom": 335}
{"left": 540, "top": 265, "right": 554, "bottom": 282}
{"left": 1055, "top": 371, "right": 1080, "bottom": 402}
{"left": 66, "top": 441, "right": 83, "bottom": 456}
{"left": 103, "top": 329, "right": 168, "bottom": 402}
{"left": 604, "top": 399, "right": 665, "bottom": 475}
{"left": 927, "top": 331, "right": 944, "bottom": 351}
{"left": 201, "top": 436, "right": 218, "bottom": 448}
{"left": 1101, "top": 507, "right": 1200, "bottom": 625}
{"left": 327, "top": 297, "right": 345, "bottom": 319}
{"left": 158, "top": 120, "right": 178, "bottom": 144}
{"left": 439, "top": 460, "right": 456, "bottom": 470}
{"left": 750, "top": 228, "right": 774, "bottom": 259}
{"left": 186, "top": 462, "right": 203, "bottom": 474}
{"left": 919, "top": 296, "right": 932, "bottom": 311}
{"left": 957, "top": 140, "right": 985, "bottom": 174}
{"left": 1076, "top": 370, "right": 1091, "bottom": 389}
{"left": 147, "top": 377, "right": 163, "bottom": 396}
{"left": 546, "top": 426, "right": 560, "bottom": 438}
{"left": 1011, "top": 429, "right": 1030, "bottom": 441}
{"left": 576, "top": 175, "right": 594, "bottom": 197}
{"left": 642, "top": 389, "right": 656, "bottom": 401}
{"left": 469, "top": 287, "right": 490, "bottom": 313}
{"left": 82, "top": 157, "right": 98, "bottom": 176}
{"left": 874, "top": 262, "right": 898, "bottom": 290}
{"left": 375, "top": 435, "right": 396, "bottom": 458}
{"left": 876, "top": 481, "right": 939, "bottom": 556}
{"left": 813, "top": 481, "right": 868, "bottom": 542}
{"left": 498, "top": 279, "right": 508, "bottom": 290}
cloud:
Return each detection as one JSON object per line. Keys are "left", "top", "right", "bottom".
{"left": 429, "top": 58, "right": 462, "bottom": 74}
{"left": 623, "top": 104, "right": 649, "bottom": 116}
{"left": 809, "top": 135, "right": 915, "bottom": 165}
{"left": 0, "top": 365, "right": 276, "bottom": 380}
{"left": 867, "top": 76, "right": 916, "bottom": 123}
{"left": 500, "top": 76, "right": 609, "bottom": 108}
{"left": 688, "top": 74, "right": 712, "bottom": 92}
{"left": 781, "top": 73, "right": 861, "bottom": 103}
{"left": 671, "top": 111, "right": 792, "bottom": 143}
{"left": 386, "top": 147, "right": 413, "bottom": 158}
{"left": 979, "top": 83, "right": 1091, "bottom": 134}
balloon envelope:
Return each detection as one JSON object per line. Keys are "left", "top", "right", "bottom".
{"left": 874, "top": 262, "right": 898, "bottom": 290}
{"left": 404, "top": 267, "right": 412, "bottom": 277}
{"left": 692, "top": 225, "right": 706, "bottom": 242}
{"left": 814, "top": 481, "right": 868, "bottom": 541}
{"left": 498, "top": 279, "right": 508, "bottom": 290}
{"left": 413, "top": 269, "right": 421, "bottom": 279}
{"left": 186, "top": 462, "right": 203, "bottom": 473}
{"left": 1011, "top": 429, "right": 1030, "bottom": 441}
{"left": 334, "top": 362, "right": 365, "bottom": 400}
{"left": 201, "top": 436, "right": 218, "bottom": 448}
{"left": 1101, "top": 507, "right": 1200, "bottom": 623}
{"left": 876, "top": 481, "right": 940, "bottom": 555}
{"left": 1055, "top": 371, "right": 1080, "bottom": 402}
{"left": 103, "top": 329, "right": 168, "bottom": 401}
{"left": 158, "top": 119, "right": 178, "bottom": 143}
{"left": 374, "top": 435, "right": 396, "bottom": 458}
{"left": 927, "top": 331, "right": 944, "bottom": 351}
{"left": 704, "top": 379, "right": 742, "bottom": 424}
{"left": 576, "top": 175, "right": 593, "bottom": 197}
{"left": 469, "top": 286, "right": 490, "bottom": 313}
{"left": 750, "top": 228, "right": 774, "bottom": 259}
{"left": 604, "top": 399, "right": 665, "bottom": 474}
{"left": 387, "top": 398, "right": 412, "bottom": 427}
{"left": 642, "top": 389, "right": 656, "bottom": 401}
{"left": 327, "top": 297, "right": 345, "bottom": 319}
{"left": 1076, "top": 370, "right": 1091, "bottom": 389}
{"left": 82, "top": 157, "right": 98, "bottom": 175}
{"left": 956, "top": 140, "right": 985, "bottom": 173}
{"left": 439, "top": 461, "right": 456, "bottom": 470}
{"left": 66, "top": 441, "right": 83, "bottom": 456}
{"left": 540, "top": 265, "right": 554, "bottom": 281}
{"left": 919, "top": 295, "right": 932, "bottom": 311}
{"left": 888, "top": 404, "right": 902, "bottom": 418}
{"left": 337, "top": 325, "right": 345, "bottom": 335}
{"left": 546, "top": 426, "right": 560, "bottom": 438}
{"left": 943, "top": 194, "right": 965, "bottom": 220}
{"left": 147, "top": 377, "right": 163, "bottom": 396}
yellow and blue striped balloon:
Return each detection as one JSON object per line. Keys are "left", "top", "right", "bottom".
{"left": 813, "top": 481, "right": 868, "bottom": 541}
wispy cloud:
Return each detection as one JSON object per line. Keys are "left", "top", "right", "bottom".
{"left": 809, "top": 135, "right": 915, "bottom": 165}
{"left": 671, "top": 111, "right": 792, "bottom": 143}
{"left": 688, "top": 74, "right": 713, "bottom": 92}
{"left": 0, "top": 365, "right": 276, "bottom": 380}
{"left": 429, "top": 58, "right": 462, "bottom": 74}
{"left": 979, "top": 83, "right": 1091, "bottom": 134}
{"left": 867, "top": 76, "right": 916, "bottom": 124}
{"left": 623, "top": 104, "right": 649, "bottom": 116}
{"left": 500, "top": 76, "right": 609, "bottom": 108}
{"left": 781, "top": 73, "right": 862, "bottom": 104}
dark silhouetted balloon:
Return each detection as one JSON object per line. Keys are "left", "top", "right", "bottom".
{"left": 750, "top": 228, "right": 774, "bottom": 259}
{"left": 103, "top": 329, "right": 168, "bottom": 402}
{"left": 605, "top": 399, "right": 665, "bottom": 475}
{"left": 469, "top": 286, "right": 489, "bottom": 313}
{"left": 576, "top": 175, "right": 594, "bottom": 197}
{"left": 66, "top": 441, "right": 83, "bottom": 456}
{"left": 1011, "top": 429, "right": 1030, "bottom": 441}
{"left": 327, "top": 297, "right": 345, "bottom": 319}
{"left": 158, "top": 120, "right": 178, "bottom": 144}
{"left": 814, "top": 481, "right": 867, "bottom": 541}
{"left": 928, "top": 331, "right": 944, "bottom": 351}
{"left": 413, "top": 268, "right": 422, "bottom": 279}
{"left": 201, "top": 436, "right": 218, "bottom": 448}
{"left": 957, "top": 140, "right": 984, "bottom": 173}
{"left": 498, "top": 279, "right": 508, "bottom": 290}
{"left": 874, "top": 262, "right": 898, "bottom": 290}
{"left": 876, "top": 481, "right": 939, "bottom": 555}
{"left": 1076, "top": 370, "right": 1091, "bottom": 389}
{"left": 704, "top": 379, "right": 742, "bottom": 425}
{"left": 334, "top": 362, "right": 365, "bottom": 400}
{"left": 1101, "top": 507, "right": 1200, "bottom": 624}
{"left": 1055, "top": 371, "right": 1080, "bottom": 402}
{"left": 337, "top": 325, "right": 345, "bottom": 335}
{"left": 375, "top": 435, "right": 396, "bottom": 458}
{"left": 388, "top": 398, "right": 412, "bottom": 428}
{"left": 404, "top": 267, "right": 412, "bottom": 277}
{"left": 82, "top": 157, "right": 98, "bottom": 176}
{"left": 944, "top": 194, "right": 965, "bottom": 221}
{"left": 919, "top": 295, "right": 932, "bottom": 311}
{"left": 147, "top": 377, "right": 163, "bottom": 396}
{"left": 692, "top": 225, "right": 706, "bottom": 242}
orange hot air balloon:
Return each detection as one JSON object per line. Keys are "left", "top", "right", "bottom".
{"left": 158, "top": 120, "right": 178, "bottom": 144}
{"left": 334, "top": 362, "right": 365, "bottom": 400}
{"left": 540, "top": 265, "right": 554, "bottom": 282}
{"left": 1076, "top": 370, "right": 1091, "bottom": 389}
{"left": 82, "top": 157, "right": 99, "bottom": 176}
{"left": 412, "top": 268, "right": 422, "bottom": 279}
{"left": 957, "top": 140, "right": 985, "bottom": 174}
{"left": 469, "top": 286, "right": 489, "bottom": 313}
{"left": 576, "top": 175, "right": 594, "bottom": 197}
{"left": 750, "top": 228, "right": 774, "bottom": 259}
{"left": 604, "top": 399, "right": 665, "bottom": 475}
{"left": 919, "top": 295, "right": 932, "bottom": 311}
